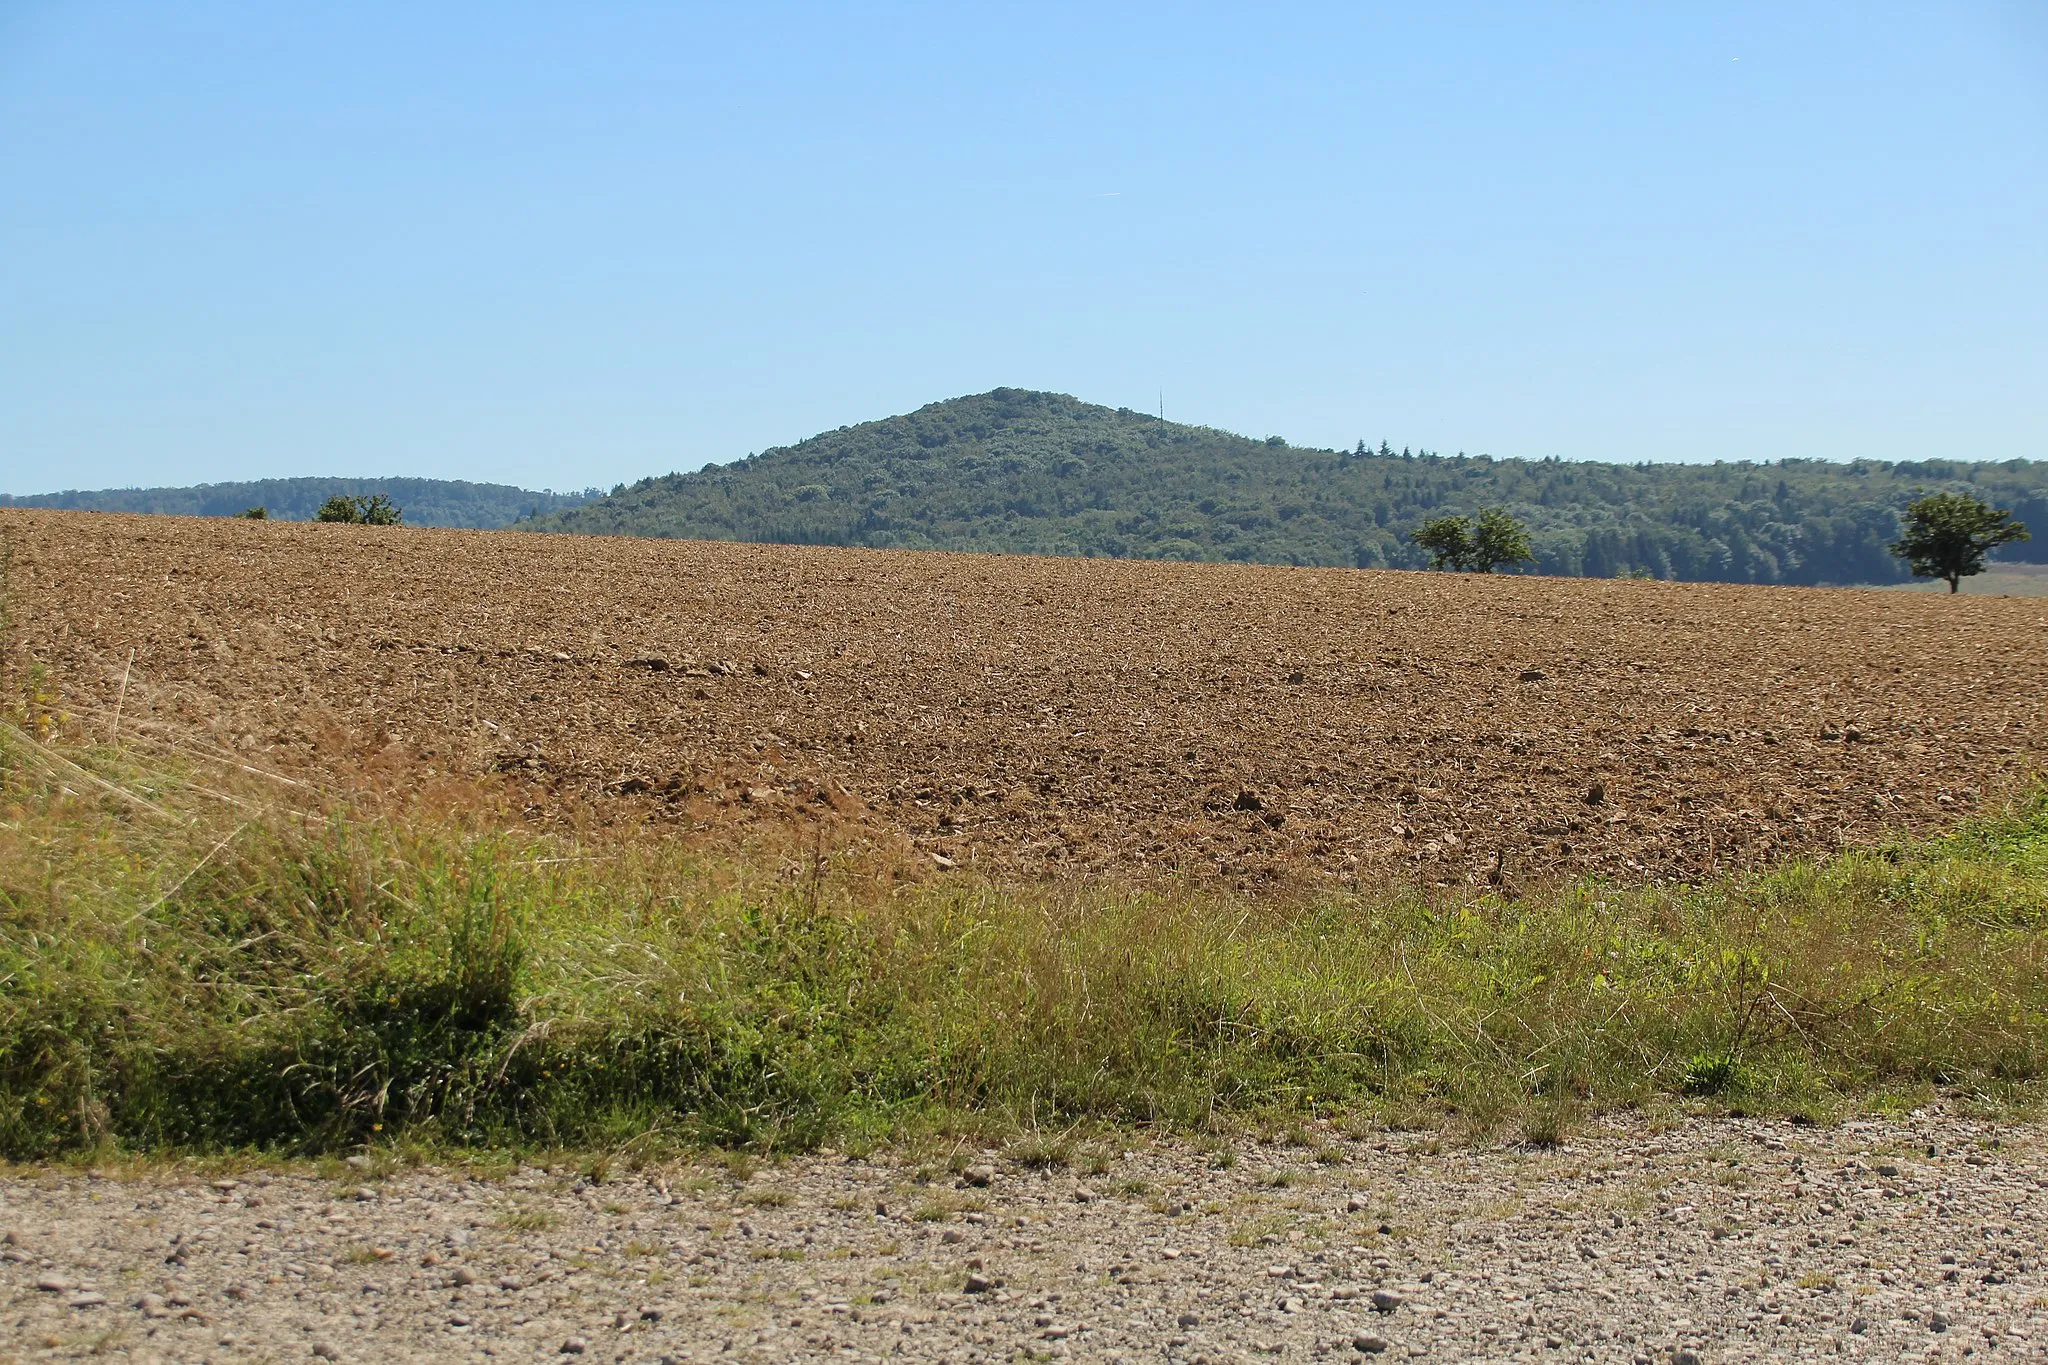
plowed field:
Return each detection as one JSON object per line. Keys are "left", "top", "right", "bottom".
{"left": 9, "top": 510, "right": 2046, "bottom": 887}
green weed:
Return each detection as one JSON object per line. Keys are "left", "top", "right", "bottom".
{"left": 2, "top": 728, "right": 2047, "bottom": 1158}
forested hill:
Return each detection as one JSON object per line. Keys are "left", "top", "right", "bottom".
{"left": 534, "top": 390, "right": 2044, "bottom": 585}
{"left": 0, "top": 477, "right": 595, "bottom": 529}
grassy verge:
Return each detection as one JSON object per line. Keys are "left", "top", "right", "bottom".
{"left": 2, "top": 725, "right": 2045, "bottom": 1160}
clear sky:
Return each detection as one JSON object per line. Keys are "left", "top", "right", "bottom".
{"left": 2, "top": 2, "right": 2044, "bottom": 495}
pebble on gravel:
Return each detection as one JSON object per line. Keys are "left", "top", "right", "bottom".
{"left": 1, "top": 1110, "right": 2043, "bottom": 1363}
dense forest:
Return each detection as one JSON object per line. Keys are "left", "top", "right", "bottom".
{"left": 536, "top": 389, "right": 2045, "bottom": 584}
{"left": 1, "top": 477, "right": 595, "bottom": 529}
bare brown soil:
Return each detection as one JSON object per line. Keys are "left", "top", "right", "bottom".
{"left": 8, "top": 510, "right": 2046, "bottom": 887}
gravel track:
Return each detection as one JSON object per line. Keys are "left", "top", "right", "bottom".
{"left": 5, "top": 1111, "right": 2045, "bottom": 1363}
{"left": 8, "top": 511, "right": 2048, "bottom": 889}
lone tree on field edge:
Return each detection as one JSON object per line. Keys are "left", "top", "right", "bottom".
{"left": 315, "top": 493, "right": 403, "bottom": 526}
{"left": 1470, "top": 508, "right": 1534, "bottom": 573}
{"left": 1410, "top": 508, "right": 1534, "bottom": 573}
{"left": 1412, "top": 515, "right": 1472, "bottom": 570}
{"left": 1890, "top": 492, "right": 2028, "bottom": 593}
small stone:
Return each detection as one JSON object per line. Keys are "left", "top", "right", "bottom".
{"left": 1354, "top": 1335, "right": 1390, "bottom": 1354}
{"left": 344, "top": 1155, "right": 372, "bottom": 1171}
{"left": 311, "top": 1344, "right": 341, "bottom": 1361}
{"left": 1073, "top": 1185, "right": 1098, "bottom": 1203}
{"left": 639, "top": 1307, "right": 663, "bottom": 1321}
{"left": 1178, "top": 1313, "right": 1200, "bottom": 1328}
{"left": 1851, "top": 1317, "right": 1870, "bottom": 1334}
{"left": 351, "top": 1186, "right": 378, "bottom": 1201}
{"left": 34, "top": 1274, "right": 70, "bottom": 1293}
{"left": 962, "top": 1164, "right": 996, "bottom": 1187}
{"left": 497, "top": 1275, "right": 524, "bottom": 1290}
{"left": 1518, "top": 668, "right": 1547, "bottom": 681}
{"left": 560, "top": 1337, "right": 588, "bottom": 1354}
{"left": 1584, "top": 780, "right": 1606, "bottom": 806}
{"left": 964, "top": 1273, "right": 993, "bottom": 1294}
{"left": 1371, "top": 1289, "right": 1405, "bottom": 1314}
{"left": 450, "top": 1267, "right": 477, "bottom": 1286}
{"left": 941, "top": 1229, "right": 965, "bottom": 1244}
{"left": 67, "top": 1291, "right": 108, "bottom": 1309}
{"left": 1876, "top": 1164, "right": 1899, "bottom": 1177}
{"left": 1670, "top": 1352, "right": 1702, "bottom": 1365}
{"left": 1345, "top": 1196, "right": 1367, "bottom": 1213}
{"left": 1929, "top": 1310, "right": 1950, "bottom": 1333}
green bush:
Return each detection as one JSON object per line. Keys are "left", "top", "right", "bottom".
{"left": 314, "top": 493, "right": 402, "bottom": 525}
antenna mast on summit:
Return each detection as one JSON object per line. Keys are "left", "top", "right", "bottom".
{"left": 1159, "top": 391, "right": 1163, "bottom": 422}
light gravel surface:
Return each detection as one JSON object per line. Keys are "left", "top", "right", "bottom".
{"left": 4, "top": 1111, "right": 2045, "bottom": 1364}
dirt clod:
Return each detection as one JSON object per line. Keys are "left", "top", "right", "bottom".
{"left": 12, "top": 511, "right": 2041, "bottom": 890}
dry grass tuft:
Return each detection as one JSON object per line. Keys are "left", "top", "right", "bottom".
{"left": 1, "top": 712, "right": 2046, "bottom": 1159}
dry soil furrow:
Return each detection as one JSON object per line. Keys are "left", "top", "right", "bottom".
{"left": 11, "top": 510, "right": 2047, "bottom": 886}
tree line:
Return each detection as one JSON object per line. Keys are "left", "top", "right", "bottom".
{"left": 532, "top": 389, "right": 2046, "bottom": 586}
{"left": 1415, "top": 493, "right": 2028, "bottom": 592}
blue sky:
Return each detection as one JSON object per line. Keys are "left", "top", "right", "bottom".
{"left": 2, "top": 2, "right": 2044, "bottom": 495}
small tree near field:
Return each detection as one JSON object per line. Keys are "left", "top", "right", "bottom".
{"left": 1890, "top": 492, "right": 2029, "bottom": 593}
{"left": 238, "top": 506, "right": 267, "bottom": 519}
{"left": 1411, "top": 515, "right": 1472, "bottom": 570}
{"left": 1470, "top": 508, "right": 1534, "bottom": 573}
{"left": 1412, "top": 508, "right": 1534, "bottom": 573}
{"left": 315, "top": 494, "right": 403, "bottom": 526}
